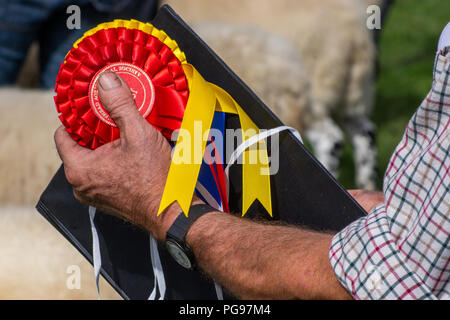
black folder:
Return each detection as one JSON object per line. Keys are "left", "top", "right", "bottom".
{"left": 36, "top": 5, "right": 365, "bottom": 300}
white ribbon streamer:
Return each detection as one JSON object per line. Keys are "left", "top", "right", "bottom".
{"left": 225, "top": 125, "right": 303, "bottom": 197}
{"left": 225, "top": 125, "right": 302, "bottom": 173}
{"left": 148, "top": 234, "right": 166, "bottom": 300}
{"left": 88, "top": 205, "right": 101, "bottom": 300}
{"left": 195, "top": 181, "right": 222, "bottom": 212}
{"left": 88, "top": 205, "right": 166, "bottom": 300}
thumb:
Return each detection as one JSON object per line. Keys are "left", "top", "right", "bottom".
{"left": 97, "top": 71, "right": 144, "bottom": 138}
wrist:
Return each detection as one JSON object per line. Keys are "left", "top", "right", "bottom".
{"left": 164, "top": 200, "right": 217, "bottom": 270}
{"left": 185, "top": 210, "right": 222, "bottom": 250}
{"left": 151, "top": 196, "right": 205, "bottom": 242}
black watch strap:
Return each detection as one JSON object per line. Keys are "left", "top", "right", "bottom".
{"left": 166, "top": 204, "right": 215, "bottom": 243}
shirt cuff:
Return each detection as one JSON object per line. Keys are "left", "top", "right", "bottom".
{"left": 329, "top": 204, "right": 437, "bottom": 300}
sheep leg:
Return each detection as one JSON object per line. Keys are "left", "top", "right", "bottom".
{"left": 342, "top": 114, "right": 378, "bottom": 190}
{"left": 305, "top": 117, "right": 344, "bottom": 179}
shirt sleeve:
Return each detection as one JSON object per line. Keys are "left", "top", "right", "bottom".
{"left": 329, "top": 204, "right": 438, "bottom": 300}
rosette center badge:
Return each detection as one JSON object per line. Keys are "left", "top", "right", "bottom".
{"left": 89, "top": 62, "right": 155, "bottom": 126}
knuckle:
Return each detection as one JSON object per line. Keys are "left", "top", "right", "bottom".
{"left": 107, "top": 91, "right": 134, "bottom": 111}
{"left": 53, "top": 127, "right": 60, "bottom": 143}
{"left": 73, "top": 189, "right": 88, "bottom": 205}
{"left": 136, "top": 124, "right": 152, "bottom": 142}
{"left": 64, "top": 167, "right": 82, "bottom": 187}
{"left": 54, "top": 127, "right": 65, "bottom": 147}
{"left": 73, "top": 189, "right": 82, "bottom": 202}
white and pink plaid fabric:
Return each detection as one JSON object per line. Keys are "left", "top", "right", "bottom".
{"left": 329, "top": 49, "right": 450, "bottom": 300}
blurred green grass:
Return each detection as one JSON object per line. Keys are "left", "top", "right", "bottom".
{"left": 338, "top": 0, "right": 450, "bottom": 189}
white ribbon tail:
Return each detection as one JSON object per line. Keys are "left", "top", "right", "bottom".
{"left": 148, "top": 234, "right": 166, "bottom": 300}
{"left": 196, "top": 181, "right": 222, "bottom": 211}
{"left": 214, "top": 281, "right": 224, "bottom": 300}
{"left": 88, "top": 206, "right": 101, "bottom": 300}
{"left": 225, "top": 125, "right": 303, "bottom": 194}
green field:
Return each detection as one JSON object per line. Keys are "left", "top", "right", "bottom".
{"left": 338, "top": 0, "right": 450, "bottom": 189}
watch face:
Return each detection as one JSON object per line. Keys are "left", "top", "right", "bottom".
{"left": 166, "top": 240, "right": 192, "bottom": 269}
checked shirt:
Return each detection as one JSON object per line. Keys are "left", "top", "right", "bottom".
{"left": 329, "top": 49, "right": 450, "bottom": 300}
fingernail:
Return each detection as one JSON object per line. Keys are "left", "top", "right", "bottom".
{"left": 98, "top": 72, "right": 121, "bottom": 90}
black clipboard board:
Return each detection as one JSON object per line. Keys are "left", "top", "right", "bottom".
{"left": 36, "top": 5, "right": 365, "bottom": 300}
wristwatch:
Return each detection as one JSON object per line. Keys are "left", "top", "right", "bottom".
{"left": 165, "top": 204, "right": 215, "bottom": 269}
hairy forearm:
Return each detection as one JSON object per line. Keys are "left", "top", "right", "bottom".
{"left": 185, "top": 212, "right": 352, "bottom": 300}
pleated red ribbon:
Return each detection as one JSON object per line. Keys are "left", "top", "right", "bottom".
{"left": 54, "top": 27, "right": 189, "bottom": 149}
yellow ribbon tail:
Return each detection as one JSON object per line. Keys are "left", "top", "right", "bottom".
{"left": 237, "top": 108, "right": 272, "bottom": 217}
{"left": 158, "top": 65, "right": 216, "bottom": 216}
{"left": 242, "top": 152, "right": 272, "bottom": 216}
{"left": 158, "top": 64, "right": 272, "bottom": 217}
{"left": 213, "top": 86, "right": 272, "bottom": 216}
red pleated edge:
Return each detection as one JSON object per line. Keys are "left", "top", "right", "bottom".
{"left": 54, "top": 27, "right": 189, "bottom": 149}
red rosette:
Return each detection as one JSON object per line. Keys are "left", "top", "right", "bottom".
{"left": 54, "top": 23, "right": 189, "bottom": 149}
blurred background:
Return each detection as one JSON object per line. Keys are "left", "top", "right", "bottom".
{"left": 0, "top": 0, "right": 448, "bottom": 299}
{"left": 341, "top": 0, "right": 450, "bottom": 189}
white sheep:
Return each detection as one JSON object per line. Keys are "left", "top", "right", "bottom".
{"left": 0, "top": 205, "right": 120, "bottom": 299}
{"left": 0, "top": 89, "right": 119, "bottom": 299}
{"left": 192, "top": 22, "right": 310, "bottom": 132}
{"left": 164, "top": 0, "right": 378, "bottom": 189}
{"left": 0, "top": 88, "right": 60, "bottom": 205}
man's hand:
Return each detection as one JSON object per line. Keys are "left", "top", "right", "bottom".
{"left": 54, "top": 71, "right": 352, "bottom": 299}
{"left": 348, "top": 189, "right": 384, "bottom": 213}
{"left": 54, "top": 71, "right": 179, "bottom": 240}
